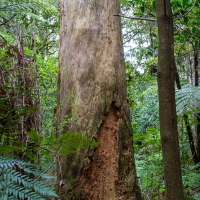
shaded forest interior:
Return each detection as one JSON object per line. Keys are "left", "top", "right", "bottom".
{"left": 0, "top": 0, "right": 200, "bottom": 200}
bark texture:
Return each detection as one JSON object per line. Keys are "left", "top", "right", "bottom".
{"left": 194, "top": 41, "right": 200, "bottom": 162}
{"left": 156, "top": 0, "right": 184, "bottom": 199}
{"left": 57, "top": 0, "right": 142, "bottom": 199}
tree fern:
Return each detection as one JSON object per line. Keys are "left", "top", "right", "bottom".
{"left": 176, "top": 83, "right": 200, "bottom": 114}
{"left": 0, "top": 0, "right": 58, "bottom": 27}
{"left": 0, "top": 156, "right": 59, "bottom": 200}
{"left": 0, "top": 0, "right": 58, "bottom": 15}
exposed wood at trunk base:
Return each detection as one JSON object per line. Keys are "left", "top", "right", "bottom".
{"left": 57, "top": 101, "right": 140, "bottom": 200}
{"left": 80, "top": 102, "right": 119, "bottom": 200}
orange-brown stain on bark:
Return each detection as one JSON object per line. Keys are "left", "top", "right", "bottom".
{"left": 80, "top": 102, "right": 120, "bottom": 199}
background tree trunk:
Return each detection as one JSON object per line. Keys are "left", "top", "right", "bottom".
{"left": 56, "top": 0, "right": 142, "bottom": 199}
{"left": 156, "top": 0, "right": 184, "bottom": 199}
{"left": 194, "top": 41, "right": 200, "bottom": 162}
{"left": 175, "top": 68, "right": 198, "bottom": 164}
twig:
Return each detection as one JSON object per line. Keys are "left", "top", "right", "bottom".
{"left": 175, "top": 24, "right": 200, "bottom": 39}
{"left": 174, "top": 0, "right": 197, "bottom": 22}
{"left": 114, "top": 14, "right": 156, "bottom": 22}
{"left": 0, "top": 14, "right": 17, "bottom": 26}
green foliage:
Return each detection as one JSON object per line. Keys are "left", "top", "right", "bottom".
{"left": 0, "top": 0, "right": 58, "bottom": 18}
{"left": 0, "top": 156, "right": 59, "bottom": 200}
{"left": 36, "top": 56, "right": 58, "bottom": 138}
{"left": 41, "top": 131, "right": 99, "bottom": 159}
{"left": 1, "top": 0, "right": 200, "bottom": 199}
{"left": 126, "top": 59, "right": 162, "bottom": 199}
{"left": 0, "top": 0, "right": 60, "bottom": 163}
{"left": 182, "top": 163, "right": 200, "bottom": 200}
{"left": 176, "top": 83, "right": 200, "bottom": 114}
{"left": 126, "top": 62, "right": 159, "bottom": 132}
{"left": 0, "top": 42, "right": 40, "bottom": 160}
{"left": 134, "top": 128, "right": 165, "bottom": 199}
{"left": 122, "top": 0, "right": 200, "bottom": 199}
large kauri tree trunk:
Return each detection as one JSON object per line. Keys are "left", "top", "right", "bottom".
{"left": 156, "top": 0, "right": 184, "bottom": 199}
{"left": 56, "top": 0, "right": 142, "bottom": 199}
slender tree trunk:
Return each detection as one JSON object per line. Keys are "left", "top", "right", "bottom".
{"left": 156, "top": 0, "right": 184, "bottom": 199}
{"left": 56, "top": 0, "right": 142, "bottom": 199}
{"left": 194, "top": 41, "right": 200, "bottom": 162}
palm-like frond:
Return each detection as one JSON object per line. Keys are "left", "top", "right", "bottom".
{"left": 176, "top": 83, "right": 200, "bottom": 114}
{"left": 0, "top": 0, "right": 58, "bottom": 23}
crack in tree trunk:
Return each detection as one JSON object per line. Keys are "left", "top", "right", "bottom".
{"left": 80, "top": 102, "right": 119, "bottom": 200}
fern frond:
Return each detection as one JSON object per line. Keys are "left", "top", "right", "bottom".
{"left": 176, "top": 84, "right": 200, "bottom": 115}
{"left": 0, "top": 156, "right": 59, "bottom": 200}
{"left": 0, "top": 0, "right": 58, "bottom": 23}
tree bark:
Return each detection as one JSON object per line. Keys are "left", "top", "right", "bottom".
{"left": 156, "top": 0, "right": 184, "bottom": 199}
{"left": 194, "top": 41, "right": 200, "bottom": 162}
{"left": 56, "top": 0, "right": 142, "bottom": 199}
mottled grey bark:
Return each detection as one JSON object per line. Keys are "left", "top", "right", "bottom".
{"left": 56, "top": 0, "right": 142, "bottom": 199}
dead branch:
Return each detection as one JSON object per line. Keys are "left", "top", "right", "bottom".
{"left": 114, "top": 14, "right": 156, "bottom": 22}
